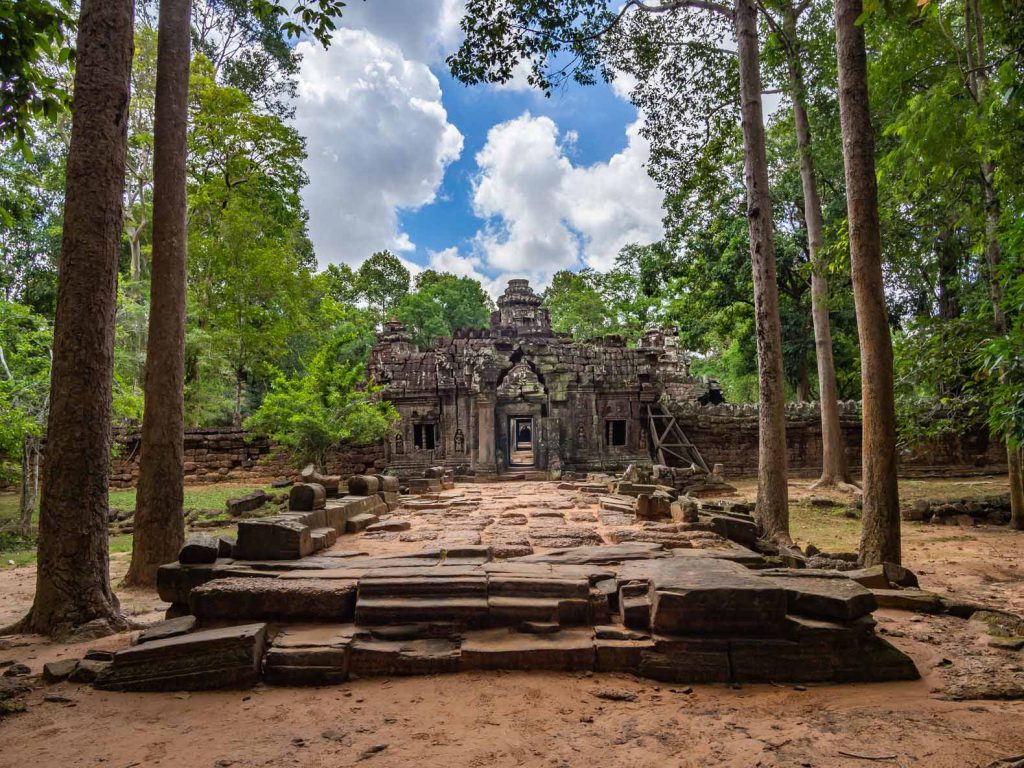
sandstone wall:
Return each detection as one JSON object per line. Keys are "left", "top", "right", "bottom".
{"left": 672, "top": 401, "right": 1007, "bottom": 478}
{"left": 103, "top": 402, "right": 1007, "bottom": 489}
{"left": 109, "top": 427, "right": 386, "bottom": 488}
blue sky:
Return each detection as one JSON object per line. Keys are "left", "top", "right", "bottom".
{"left": 290, "top": 0, "right": 665, "bottom": 296}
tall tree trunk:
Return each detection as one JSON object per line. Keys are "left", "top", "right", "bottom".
{"left": 734, "top": 0, "right": 790, "bottom": 543}
{"left": 19, "top": 0, "right": 135, "bottom": 638}
{"left": 125, "top": 0, "right": 191, "bottom": 587}
{"left": 835, "top": 0, "right": 901, "bottom": 566}
{"left": 781, "top": 1, "right": 854, "bottom": 491}
{"left": 936, "top": 226, "right": 960, "bottom": 321}
{"left": 19, "top": 438, "right": 40, "bottom": 535}
{"left": 965, "top": 1, "right": 1024, "bottom": 529}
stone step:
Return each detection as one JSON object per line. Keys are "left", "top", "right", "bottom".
{"left": 263, "top": 625, "right": 355, "bottom": 686}
{"left": 461, "top": 628, "right": 595, "bottom": 671}
{"left": 189, "top": 577, "right": 357, "bottom": 622}
{"left": 487, "top": 575, "right": 589, "bottom": 599}
{"left": 346, "top": 512, "right": 379, "bottom": 533}
{"left": 348, "top": 637, "right": 461, "bottom": 676}
{"left": 95, "top": 623, "right": 267, "bottom": 692}
{"left": 310, "top": 527, "right": 339, "bottom": 551}
{"left": 355, "top": 597, "right": 490, "bottom": 628}
{"left": 488, "top": 596, "right": 566, "bottom": 625}
{"left": 358, "top": 576, "right": 488, "bottom": 598}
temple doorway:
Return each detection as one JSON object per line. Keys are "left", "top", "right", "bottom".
{"left": 508, "top": 416, "right": 534, "bottom": 466}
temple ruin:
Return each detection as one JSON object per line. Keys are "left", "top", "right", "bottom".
{"left": 370, "top": 279, "right": 719, "bottom": 479}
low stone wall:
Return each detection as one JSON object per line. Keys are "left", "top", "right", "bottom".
{"left": 109, "top": 427, "right": 386, "bottom": 488}
{"left": 672, "top": 401, "right": 1007, "bottom": 478}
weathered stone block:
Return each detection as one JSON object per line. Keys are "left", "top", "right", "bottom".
{"left": 638, "top": 639, "right": 731, "bottom": 683}
{"left": 225, "top": 490, "right": 267, "bottom": 516}
{"left": 189, "top": 577, "right": 357, "bottom": 622}
{"left": 178, "top": 535, "right": 219, "bottom": 565}
{"left": 136, "top": 616, "right": 197, "bottom": 645}
{"left": 95, "top": 624, "right": 266, "bottom": 691}
{"left": 348, "top": 475, "right": 380, "bottom": 496}
{"left": 758, "top": 571, "right": 876, "bottom": 622}
{"left": 348, "top": 638, "right": 461, "bottom": 676}
{"left": 289, "top": 482, "right": 326, "bottom": 511}
{"left": 461, "top": 629, "right": 595, "bottom": 671}
{"left": 234, "top": 517, "right": 313, "bottom": 560}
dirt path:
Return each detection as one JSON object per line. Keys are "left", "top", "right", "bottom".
{"left": 2, "top": 478, "right": 1023, "bottom": 768}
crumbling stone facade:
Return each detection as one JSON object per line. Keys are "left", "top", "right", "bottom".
{"left": 369, "top": 279, "right": 716, "bottom": 478}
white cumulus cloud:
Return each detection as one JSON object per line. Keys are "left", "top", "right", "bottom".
{"left": 465, "top": 112, "right": 664, "bottom": 284}
{"left": 294, "top": 27, "right": 464, "bottom": 266}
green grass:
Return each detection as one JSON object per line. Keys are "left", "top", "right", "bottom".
{"left": 0, "top": 483, "right": 277, "bottom": 569}
{"left": 789, "top": 503, "right": 863, "bottom": 553}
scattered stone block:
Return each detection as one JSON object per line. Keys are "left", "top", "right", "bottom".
{"left": 136, "top": 616, "right": 197, "bottom": 645}
{"left": 871, "top": 588, "right": 944, "bottom": 614}
{"left": 42, "top": 659, "right": 78, "bottom": 683}
{"left": 758, "top": 571, "right": 876, "bottom": 622}
{"left": 365, "top": 520, "right": 411, "bottom": 533}
{"left": 348, "top": 475, "right": 380, "bottom": 496}
{"left": 217, "top": 536, "right": 235, "bottom": 558}
{"left": 69, "top": 658, "right": 109, "bottom": 683}
{"left": 235, "top": 517, "right": 313, "bottom": 560}
{"left": 595, "top": 638, "right": 655, "bottom": 672}
{"left": 346, "top": 512, "right": 380, "bottom": 532}
{"left": 225, "top": 490, "right": 267, "bottom": 516}
{"left": 96, "top": 624, "right": 267, "bottom": 692}
{"left": 178, "top": 535, "right": 220, "bottom": 565}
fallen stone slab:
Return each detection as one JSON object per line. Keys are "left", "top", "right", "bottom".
{"left": 621, "top": 558, "right": 788, "bottom": 636}
{"left": 757, "top": 570, "right": 877, "bottom": 622}
{"left": 95, "top": 624, "right": 266, "bottom": 692}
{"left": 461, "top": 628, "right": 595, "bottom": 671}
{"left": 871, "top": 588, "right": 944, "bottom": 613}
{"left": 346, "top": 512, "right": 379, "bottom": 533}
{"left": 190, "top": 577, "right": 357, "bottom": 622}
{"left": 42, "top": 658, "right": 79, "bottom": 683}
{"left": 365, "top": 520, "right": 411, "bottom": 533}
{"left": 845, "top": 562, "right": 919, "bottom": 590}
{"left": 225, "top": 490, "right": 268, "bottom": 516}
{"left": 136, "top": 616, "right": 197, "bottom": 645}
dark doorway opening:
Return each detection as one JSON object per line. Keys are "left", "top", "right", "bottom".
{"left": 606, "top": 419, "right": 627, "bottom": 447}
{"left": 509, "top": 416, "right": 535, "bottom": 466}
{"left": 414, "top": 423, "right": 437, "bottom": 450}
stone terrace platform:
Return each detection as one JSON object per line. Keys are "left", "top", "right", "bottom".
{"left": 96, "top": 482, "right": 919, "bottom": 691}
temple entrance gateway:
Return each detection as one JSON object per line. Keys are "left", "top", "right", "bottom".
{"left": 509, "top": 416, "right": 534, "bottom": 466}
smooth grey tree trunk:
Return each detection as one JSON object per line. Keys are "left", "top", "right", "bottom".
{"left": 834, "top": 0, "right": 901, "bottom": 566}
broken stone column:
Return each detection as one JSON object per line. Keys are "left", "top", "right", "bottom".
{"left": 289, "top": 482, "right": 326, "bottom": 511}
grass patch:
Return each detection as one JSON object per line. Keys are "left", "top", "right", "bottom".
{"left": 789, "top": 503, "right": 863, "bottom": 553}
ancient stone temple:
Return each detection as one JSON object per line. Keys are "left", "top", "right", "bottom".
{"left": 369, "top": 279, "right": 717, "bottom": 478}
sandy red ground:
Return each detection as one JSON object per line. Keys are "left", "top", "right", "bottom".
{"left": 1, "top": 477, "right": 1023, "bottom": 768}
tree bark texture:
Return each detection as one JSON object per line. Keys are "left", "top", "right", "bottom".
{"left": 19, "top": 438, "right": 41, "bottom": 535}
{"left": 781, "top": 1, "right": 853, "bottom": 490}
{"left": 966, "top": 1, "right": 1023, "bottom": 528}
{"left": 125, "top": 0, "right": 191, "bottom": 586}
{"left": 23, "top": 0, "right": 135, "bottom": 637}
{"left": 834, "top": 0, "right": 901, "bottom": 566}
{"left": 734, "top": 0, "right": 790, "bottom": 543}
